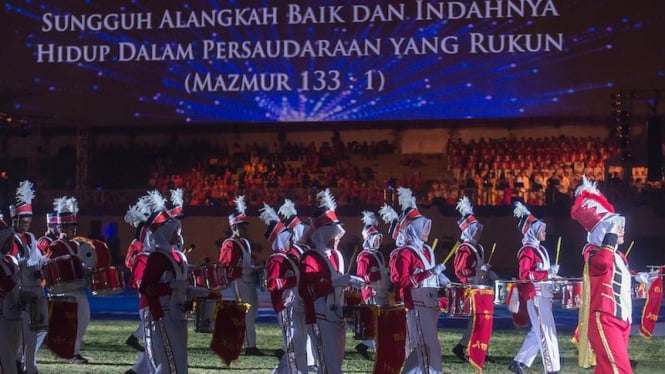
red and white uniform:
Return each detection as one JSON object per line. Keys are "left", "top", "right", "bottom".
{"left": 513, "top": 244, "right": 560, "bottom": 373}
{"left": 391, "top": 243, "right": 442, "bottom": 374}
{"left": 0, "top": 253, "right": 21, "bottom": 374}
{"left": 266, "top": 250, "right": 306, "bottom": 373}
{"left": 453, "top": 242, "right": 485, "bottom": 284}
{"left": 356, "top": 249, "right": 390, "bottom": 304}
{"left": 46, "top": 238, "right": 91, "bottom": 357}
{"left": 218, "top": 236, "right": 259, "bottom": 348}
{"left": 36, "top": 233, "right": 57, "bottom": 255}
{"left": 13, "top": 231, "right": 48, "bottom": 374}
{"left": 140, "top": 249, "right": 189, "bottom": 374}
{"left": 126, "top": 238, "right": 151, "bottom": 374}
{"left": 583, "top": 243, "right": 632, "bottom": 374}
{"left": 299, "top": 248, "right": 346, "bottom": 374}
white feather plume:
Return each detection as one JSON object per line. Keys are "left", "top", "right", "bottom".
{"left": 259, "top": 203, "right": 280, "bottom": 226}
{"left": 397, "top": 187, "right": 416, "bottom": 211}
{"left": 513, "top": 201, "right": 531, "bottom": 218}
{"left": 456, "top": 196, "right": 474, "bottom": 217}
{"left": 361, "top": 211, "right": 378, "bottom": 227}
{"left": 378, "top": 204, "right": 399, "bottom": 224}
{"left": 16, "top": 180, "right": 35, "bottom": 204}
{"left": 146, "top": 190, "right": 166, "bottom": 212}
{"left": 53, "top": 197, "right": 68, "bottom": 213}
{"left": 234, "top": 195, "right": 247, "bottom": 214}
{"left": 169, "top": 188, "right": 184, "bottom": 207}
{"left": 278, "top": 199, "right": 297, "bottom": 219}
{"left": 574, "top": 174, "right": 600, "bottom": 197}
{"left": 65, "top": 197, "right": 79, "bottom": 214}
{"left": 316, "top": 189, "right": 337, "bottom": 211}
{"left": 136, "top": 195, "right": 153, "bottom": 215}
{"left": 124, "top": 203, "right": 146, "bottom": 227}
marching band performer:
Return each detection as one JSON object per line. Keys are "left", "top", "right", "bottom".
{"left": 0, "top": 216, "right": 22, "bottom": 374}
{"left": 451, "top": 196, "right": 497, "bottom": 366}
{"left": 46, "top": 196, "right": 92, "bottom": 364}
{"left": 509, "top": 202, "right": 560, "bottom": 374}
{"left": 379, "top": 204, "right": 404, "bottom": 304}
{"left": 9, "top": 181, "right": 48, "bottom": 374}
{"left": 354, "top": 210, "right": 389, "bottom": 359}
{"left": 278, "top": 198, "right": 318, "bottom": 370}
{"left": 571, "top": 176, "right": 632, "bottom": 373}
{"left": 260, "top": 203, "right": 307, "bottom": 374}
{"left": 218, "top": 195, "right": 265, "bottom": 356}
{"left": 299, "top": 189, "right": 364, "bottom": 374}
{"left": 123, "top": 193, "right": 159, "bottom": 374}
{"left": 140, "top": 213, "right": 202, "bottom": 373}
{"left": 390, "top": 187, "right": 450, "bottom": 374}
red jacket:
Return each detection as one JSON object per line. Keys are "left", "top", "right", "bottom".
{"left": 218, "top": 237, "right": 251, "bottom": 280}
{"left": 298, "top": 249, "right": 340, "bottom": 324}
{"left": 517, "top": 245, "right": 549, "bottom": 300}
{"left": 390, "top": 245, "right": 434, "bottom": 310}
{"left": 583, "top": 243, "right": 632, "bottom": 320}
{"left": 453, "top": 242, "right": 483, "bottom": 284}
{"left": 37, "top": 234, "right": 57, "bottom": 255}
{"left": 265, "top": 251, "right": 299, "bottom": 313}
{"left": 356, "top": 250, "right": 386, "bottom": 302}
{"left": 139, "top": 251, "right": 184, "bottom": 321}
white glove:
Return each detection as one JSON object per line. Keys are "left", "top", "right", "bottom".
{"left": 536, "top": 262, "right": 546, "bottom": 271}
{"left": 437, "top": 273, "right": 451, "bottom": 287}
{"left": 480, "top": 264, "right": 491, "bottom": 272}
{"left": 549, "top": 264, "right": 560, "bottom": 277}
{"left": 349, "top": 275, "right": 365, "bottom": 289}
{"left": 634, "top": 272, "right": 650, "bottom": 284}
{"left": 331, "top": 274, "right": 351, "bottom": 288}
{"left": 430, "top": 263, "right": 446, "bottom": 276}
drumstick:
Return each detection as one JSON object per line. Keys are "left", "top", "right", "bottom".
{"left": 625, "top": 240, "right": 635, "bottom": 258}
{"left": 487, "top": 242, "right": 497, "bottom": 265}
{"left": 345, "top": 244, "right": 361, "bottom": 275}
{"left": 555, "top": 236, "right": 562, "bottom": 266}
{"left": 431, "top": 238, "right": 439, "bottom": 251}
{"left": 442, "top": 241, "right": 461, "bottom": 265}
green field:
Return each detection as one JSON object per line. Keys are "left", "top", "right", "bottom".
{"left": 35, "top": 320, "right": 665, "bottom": 373}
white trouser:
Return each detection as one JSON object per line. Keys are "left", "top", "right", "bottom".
{"left": 273, "top": 306, "right": 307, "bottom": 374}
{"left": 234, "top": 279, "right": 258, "bottom": 348}
{"left": 513, "top": 296, "right": 561, "bottom": 373}
{"left": 20, "top": 286, "right": 47, "bottom": 374}
{"left": 403, "top": 306, "right": 442, "bottom": 374}
{"left": 131, "top": 307, "right": 151, "bottom": 374}
{"left": 63, "top": 288, "right": 90, "bottom": 355}
{"left": 314, "top": 319, "right": 345, "bottom": 374}
{"left": 305, "top": 324, "right": 318, "bottom": 367}
{"left": 143, "top": 308, "right": 188, "bottom": 374}
{"left": 0, "top": 315, "right": 21, "bottom": 374}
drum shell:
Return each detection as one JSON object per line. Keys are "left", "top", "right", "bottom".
{"left": 344, "top": 291, "right": 363, "bottom": 318}
{"left": 353, "top": 304, "right": 378, "bottom": 340}
{"left": 633, "top": 282, "right": 647, "bottom": 300}
{"left": 561, "top": 281, "right": 582, "bottom": 310}
{"left": 44, "top": 255, "right": 86, "bottom": 295}
{"left": 447, "top": 285, "right": 472, "bottom": 317}
{"left": 201, "top": 264, "right": 228, "bottom": 290}
{"left": 195, "top": 298, "right": 218, "bottom": 333}
{"left": 493, "top": 280, "right": 516, "bottom": 305}
{"left": 90, "top": 266, "right": 125, "bottom": 296}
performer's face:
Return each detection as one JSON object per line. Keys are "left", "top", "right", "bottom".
{"left": 234, "top": 223, "right": 249, "bottom": 238}
{"left": 370, "top": 234, "right": 382, "bottom": 250}
{"left": 57, "top": 224, "right": 77, "bottom": 238}
{"left": 14, "top": 216, "right": 32, "bottom": 233}
{"left": 617, "top": 223, "right": 625, "bottom": 245}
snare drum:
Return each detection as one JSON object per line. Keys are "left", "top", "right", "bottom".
{"left": 195, "top": 298, "right": 218, "bottom": 333}
{"left": 633, "top": 282, "right": 647, "bottom": 300}
{"left": 446, "top": 285, "right": 472, "bottom": 317}
{"left": 44, "top": 255, "right": 86, "bottom": 295}
{"left": 28, "top": 294, "right": 49, "bottom": 331}
{"left": 353, "top": 304, "right": 378, "bottom": 340}
{"left": 344, "top": 291, "right": 364, "bottom": 318}
{"left": 493, "top": 280, "right": 517, "bottom": 305}
{"left": 89, "top": 266, "right": 125, "bottom": 296}
{"left": 562, "top": 280, "right": 582, "bottom": 310}
{"left": 200, "top": 264, "right": 228, "bottom": 290}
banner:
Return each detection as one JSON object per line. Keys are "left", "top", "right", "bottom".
{"left": 374, "top": 305, "right": 406, "bottom": 374}
{"left": 210, "top": 300, "right": 249, "bottom": 366}
{"left": 46, "top": 297, "right": 78, "bottom": 359}
{"left": 467, "top": 288, "right": 494, "bottom": 373}
{"left": 640, "top": 269, "right": 663, "bottom": 338}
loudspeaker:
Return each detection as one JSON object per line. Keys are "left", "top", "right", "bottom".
{"left": 647, "top": 117, "right": 663, "bottom": 181}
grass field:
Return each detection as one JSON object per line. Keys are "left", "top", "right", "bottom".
{"left": 35, "top": 320, "right": 665, "bottom": 373}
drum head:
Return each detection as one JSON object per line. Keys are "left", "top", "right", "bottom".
{"left": 74, "top": 239, "right": 97, "bottom": 273}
